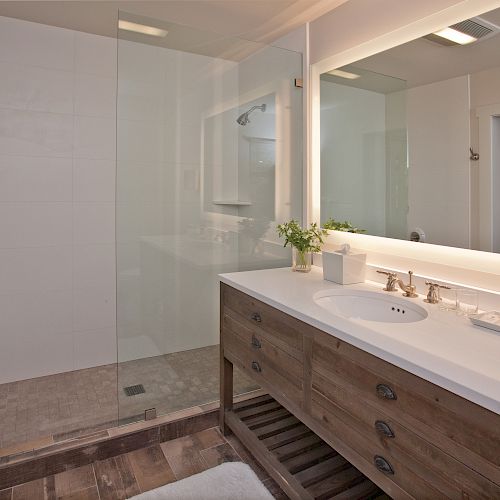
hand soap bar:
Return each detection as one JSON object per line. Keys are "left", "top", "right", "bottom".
{"left": 322, "top": 245, "right": 366, "bottom": 285}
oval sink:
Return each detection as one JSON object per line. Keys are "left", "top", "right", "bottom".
{"left": 314, "top": 289, "right": 428, "bottom": 323}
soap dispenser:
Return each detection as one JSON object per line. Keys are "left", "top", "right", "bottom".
{"left": 322, "top": 244, "right": 366, "bottom": 285}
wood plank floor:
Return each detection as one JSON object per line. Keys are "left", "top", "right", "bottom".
{"left": 0, "top": 427, "right": 287, "bottom": 500}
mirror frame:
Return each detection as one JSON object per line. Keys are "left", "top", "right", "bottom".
{"left": 308, "top": 0, "right": 500, "bottom": 267}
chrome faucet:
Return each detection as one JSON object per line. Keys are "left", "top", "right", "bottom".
{"left": 424, "top": 281, "right": 451, "bottom": 304}
{"left": 377, "top": 270, "right": 418, "bottom": 298}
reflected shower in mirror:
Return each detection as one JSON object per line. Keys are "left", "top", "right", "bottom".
{"left": 320, "top": 6, "right": 500, "bottom": 253}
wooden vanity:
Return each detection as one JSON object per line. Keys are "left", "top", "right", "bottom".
{"left": 220, "top": 282, "right": 500, "bottom": 499}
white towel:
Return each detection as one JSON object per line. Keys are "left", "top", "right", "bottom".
{"left": 130, "top": 461, "right": 274, "bottom": 500}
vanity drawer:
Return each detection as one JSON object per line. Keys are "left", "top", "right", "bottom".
{"left": 312, "top": 370, "right": 500, "bottom": 499}
{"left": 312, "top": 331, "right": 500, "bottom": 485}
{"left": 222, "top": 311, "right": 303, "bottom": 381}
{"left": 310, "top": 394, "right": 450, "bottom": 499}
{"left": 221, "top": 283, "right": 306, "bottom": 357}
{"left": 222, "top": 325, "right": 303, "bottom": 408}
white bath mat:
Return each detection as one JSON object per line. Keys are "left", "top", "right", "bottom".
{"left": 130, "top": 462, "right": 274, "bottom": 500}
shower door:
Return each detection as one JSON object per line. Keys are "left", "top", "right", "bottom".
{"left": 116, "top": 12, "right": 303, "bottom": 423}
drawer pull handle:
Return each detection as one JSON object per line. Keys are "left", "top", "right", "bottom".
{"left": 251, "top": 312, "right": 262, "bottom": 323}
{"left": 376, "top": 384, "right": 397, "bottom": 400}
{"left": 251, "top": 361, "right": 262, "bottom": 373}
{"left": 251, "top": 335, "right": 261, "bottom": 348}
{"left": 374, "top": 455, "right": 394, "bottom": 475}
{"left": 375, "top": 420, "right": 395, "bottom": 438}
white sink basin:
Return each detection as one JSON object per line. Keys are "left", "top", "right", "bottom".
{"left": 314, "top": 289, "right": 428, "bottom": 323}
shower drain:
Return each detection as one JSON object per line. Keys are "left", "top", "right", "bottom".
{"left": 123, "top": 384, "right": 146, "bottom": 396}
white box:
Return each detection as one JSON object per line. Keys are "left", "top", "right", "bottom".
{"left": 322, "top": 248, "right": 366, "bottom": 285}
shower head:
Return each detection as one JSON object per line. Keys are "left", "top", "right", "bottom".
{"left": 236, "top": 103, "right": 266, "bottom": 126}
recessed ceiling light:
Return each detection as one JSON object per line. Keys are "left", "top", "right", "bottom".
{"left": 118, "top": 20, "right": 168, "bottom": 38}
{"left": 432, "top": 27, "right": 476, "bottom": 45}
{"left": 327, "top": 69, "right": 361, "bottom": 80}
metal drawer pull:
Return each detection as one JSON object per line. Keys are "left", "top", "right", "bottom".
{"left": 374, "top": 455, "right": 394, "bottom": 475}
{"left": 250, "top": 312, "right": 262, "bottom": 322}
{"left": 376, "top": 383, "right": 397, "bottom": 400}
{"left": 375, "top": 420, "right": 395, "bottom": 438}
{"left": 251, "top": 335, "right": 261, "bottom": 348}
{"left": 251, "top": 361, "right": 262, "bottom": 373}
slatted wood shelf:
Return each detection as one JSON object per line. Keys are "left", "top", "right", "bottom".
{"left": 225, "top": 394, "right": 385, "bottom": 500}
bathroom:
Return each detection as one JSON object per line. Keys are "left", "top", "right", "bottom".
{"left": 0, "top": 0, "right": 499, "bottom": 499}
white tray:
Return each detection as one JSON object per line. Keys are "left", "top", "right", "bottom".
{"left": 470, "top": 311, "right": 500, "bottom": 333}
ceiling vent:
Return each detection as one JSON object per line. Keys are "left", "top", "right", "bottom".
{"left": 425, "top": 16, "right": 500, "bottom": 46}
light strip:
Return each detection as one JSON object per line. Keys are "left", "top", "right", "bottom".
{"left": 118, "top": 20, "right": 168, "bottom": 38}
{"left": 432, "top": 27, "right": 476, "bottom": 45}
{"left": 327, "top": 68, "right": 360, "bottom": 80}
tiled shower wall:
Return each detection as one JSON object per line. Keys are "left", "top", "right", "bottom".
{"left": 0, "top": 16, "right": 117, "bottom": 383}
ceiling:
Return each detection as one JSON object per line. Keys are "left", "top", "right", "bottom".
{"left": 324, "top": 7, "right": 500, "bottom": 91}
{"left": 0, "top": 0, "right": 348, "bottom": 45}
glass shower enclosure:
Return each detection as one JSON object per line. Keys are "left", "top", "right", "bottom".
{"left": 0, "top": 11, "right": 302, "bottom": 462}
{"left": 116, "top": 13, "right": 303, "bottom": 423}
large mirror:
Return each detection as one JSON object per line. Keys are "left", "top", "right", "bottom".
{"left": 320, "top": 6, "right": 500, "bottom": 253}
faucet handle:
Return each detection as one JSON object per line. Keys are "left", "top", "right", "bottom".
{"left": 377, "top": 270, "right": 397, "bottom": 277}
{"left": 424, "top": 281, "right": 450, "bottom": 304}
{"left": 377, "top": 270, "right": 398, "bottom": 292}
{"left": 425, "top": 281, "right": 450, "bottom": 289}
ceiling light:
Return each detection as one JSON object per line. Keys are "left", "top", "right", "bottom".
{"left": 327, "top": 69, "right": 360, "bottom": 80}
{"left": 118, "top": 20, "right": 168, "bottom": 38}
{"left": 432, "top": 27, "right": 476, "bottom": 45}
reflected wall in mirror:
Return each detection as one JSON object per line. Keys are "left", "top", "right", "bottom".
{"left": 320, "top": 7, "right": 500, "bottom": 253}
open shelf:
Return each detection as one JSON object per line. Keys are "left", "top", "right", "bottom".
{"left": 225, "top": 394, "right": 385, "bottom": 500}
{"left": 213, "top": 200, "right": 252, "bottom": 206}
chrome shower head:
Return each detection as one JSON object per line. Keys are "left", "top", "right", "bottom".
{"left": 236, "top": 103, "right": 266, "bottom": 126}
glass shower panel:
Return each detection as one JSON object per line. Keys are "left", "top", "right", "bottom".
{"left": 116, "top": 13, "right": 303, "bottom": 423}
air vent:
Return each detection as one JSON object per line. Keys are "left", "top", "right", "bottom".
{"left": 451, "top": 19, "right": 493, "bottom": 39}
{"left": 425, "top": 16, "right": 500, "bottom": 46}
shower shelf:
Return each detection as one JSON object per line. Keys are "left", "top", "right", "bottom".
{"left": 213, "top": 200, "right": 252, "bottom": 206}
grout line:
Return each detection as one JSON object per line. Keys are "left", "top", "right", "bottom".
{"left": 91, "top": 464, "right": 102, "bottom": 500}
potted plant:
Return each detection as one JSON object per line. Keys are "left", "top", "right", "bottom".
{"left": 277, "top": 220, "right": 327, "bottom": 273}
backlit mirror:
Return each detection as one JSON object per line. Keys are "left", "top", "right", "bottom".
{"left": 320, "top": 6, "right": 500, "bottom": 253}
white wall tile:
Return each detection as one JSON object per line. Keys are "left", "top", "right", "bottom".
{"left": 0, "top": 17, "right": 120, "bottom": 382}
{"left": 75, "top": 73, "right": 116, "bottom": 118}
{"left": 73, "top": 202, "right": 115, "bottom": 244}
{"left": 0, "top": 109, "right": 73, "bottom": 157}
{"left": 0, "top": 156, "right": 72, "bottom": 202}
{"left": 75, "top": 31, "right": 117, "bottom": 78}
{"left": 0, "top": 16, "right": 74, "bottom": 71}
{"left": 73, "top": 286, "right": 116, "bottom": 332}
{"left": 73, "top": 243, "right": 115, "bottom": 290}
{"left": 0, "top": 290, "right": 73, "bottom": 337}
{"left": 0, "top": 246, "right": 72, "bottom": 293}
{"left": 0, "top": 202, "right": 72, "bottom": 248}
{"left": 74, "top": 159, "right": 115, "bottom": 202}
{"left": 116, "top": 119, "right": 161, "bottom": 164}
{"left": 73, "top": 328, "right": 116, "bottom": 370}
{"left": 74, "top": 115, "right": 116, "bottom": 160}
{"left": 0, "top": 324, "right": 73, "bottom": 383}
{"left": 0, "top": 61, "right": 74, "bottom": 114}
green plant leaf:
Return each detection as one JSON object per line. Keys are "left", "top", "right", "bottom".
{"left": 276, "top": 219, "right": 327, "bottom": 253}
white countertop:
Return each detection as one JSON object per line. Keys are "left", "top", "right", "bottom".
{"left": 219, "top": 266, "right": 500, "bottom": 415}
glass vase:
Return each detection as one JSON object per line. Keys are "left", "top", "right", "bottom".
{"left": 292, "top": 247, "right": 312, "bottom": 273}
